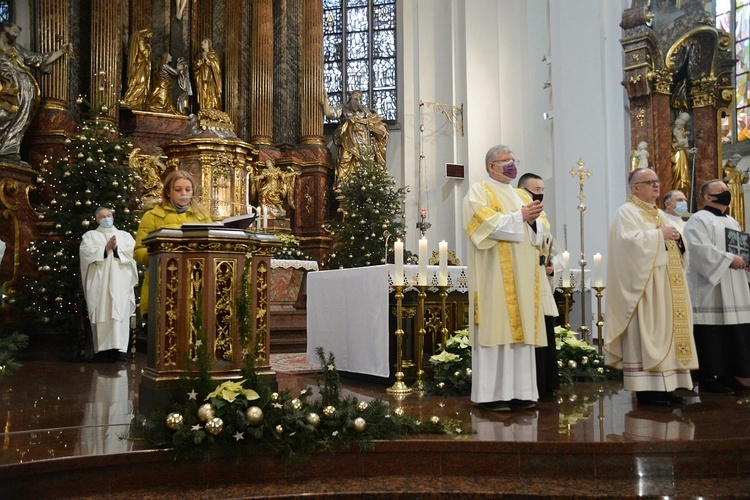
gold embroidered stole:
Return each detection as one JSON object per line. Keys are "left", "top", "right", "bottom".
{"left": 628, "top": 195, "right": 693, "bottom": 365}
{"left": 466, "top": 182, "right": 539, "bottom": 343}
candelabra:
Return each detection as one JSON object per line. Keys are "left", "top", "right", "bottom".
{"left": 411, "top": 285, "right": 428, "bottom": 394}
{"left": 560, "top": 285, "right": 573, "bottom": 331}
{"left": 570, "top": 159, "right": 592, "bottom": 343}
{"left": 438, "top": 285, "right": 449, "bottom": 351}
{"left": 593, "top": 286, "right": 605, "bottom": 354}
{"left": 387, "top": 285, "right": 412, "bottom": 395}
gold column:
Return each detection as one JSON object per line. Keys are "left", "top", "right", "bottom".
{"left": 300, "top": 0, "right": 324, "bottom": 145}
{"left": 191, "top": 0, "right": 213, "bottom": 59}
{"left": 35, "top": 0, "right": 69, "bottom": 110}
{"left": 91, "top": 0, "right": 123, "bottom": 124}
{"left": 225, "top": 0, "right": 243, "bottom": 129}
{"left": 129, "top": 0, "right": 153, "bottom": 33}
{"left": 250, "top": 0, "right": 273, "bottom": 146}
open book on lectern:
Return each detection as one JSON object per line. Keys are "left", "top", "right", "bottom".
{"left": 725, "top": 227, "right": 750, "bottom": 266}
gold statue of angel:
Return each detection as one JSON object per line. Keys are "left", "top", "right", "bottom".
{"left": 129, "top": 147, "right": 167, "bottom": 209}
{"left": 251, "top": 160, "right": 298, "bottom": 217}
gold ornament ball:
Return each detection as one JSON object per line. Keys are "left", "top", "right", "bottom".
{"left": 81, "top": 220, "right": 90, "bottom": 228}
{"left": 205, "top": 417, "right": 224, "bottom": 436}
{"left": 85, "top": 200, "right": 92, "bottom": 206}
{"left": 166, "top": 412, "right": 184, "bottom": 430}
{"left": 197, "top": 403, "right": 216, "bottom": 422}
{"left": 393, "top": 407, "right": 405, "bottom": 417}
{"left": 275, "top": 424, "right": 284, "bottom": 435}
{"left": 454, "top": 370, "right": 462, "bottom": 378}
{"left": 323, "top": 405, "right": 336, "bottom": 416}
{"left": 290, "top": 398, "right": 302, "bottom": 410}
{"left": 270, "top": 392, "right": 279, "bottom": 401}
{"left": 429, "top": 416, "right": 440, "bottom": 425}
{"left": 356, "top": 401, "right": 369, "bottom": 412}
{"left": 245, "top": 406, "right": 264, "bottom": 426}
{"left": 353, "top": 417, "right": 367, "bottom": 432}
{"left": 112, "top": 181, "right": 119, "bottom": 187}
{"left": 306, "top": 412, "right": 321, "bottom": 428}
{"left": 568, "top": 360, "right": 577, "bottom": 369}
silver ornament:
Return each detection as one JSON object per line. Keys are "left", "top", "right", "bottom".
{"left": 197, "top": 403, "right": 215, "bottom": 422}
{"left": 166, "top": 412, "right": 184, "bottom": 430}
{"left": 245, "top": 406, "right": 264, "bottom": 426}
{"left": 205, "top": 417, "right": 224, "bottom": 435}
{"left": 353, "top": 417, "right": 366, "bottom": 432}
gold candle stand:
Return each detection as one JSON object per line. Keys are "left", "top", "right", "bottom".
{"left": 593, "top": 286, "right": 605, "bottom": 354}
{"left": 411, "top": 285, "right": 428, "bottom": 393}
{"left": 387, "top": 285, "right": 412, "bottom": 395}
{"left": 561, "top": 285, "right": 573, "bottom": 331}
{"left": 438, "top": 285, "right": 449, "bottom": 352}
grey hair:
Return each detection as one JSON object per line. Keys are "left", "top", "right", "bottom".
{"left": 485, "top": 145, "right": 512, "bottom": 172}
{"left": 94, "top": 206, "right": 112, "bottom": 219}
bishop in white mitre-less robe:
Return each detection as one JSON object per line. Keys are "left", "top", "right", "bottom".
{"left": 463, "top": 178, "right": 545, "bottom": 405}
{"left": 80, "top": 223, "right": 138, "bottom": 354}
{"left": 604, "top": 195, "right": 697, "bottom": 393}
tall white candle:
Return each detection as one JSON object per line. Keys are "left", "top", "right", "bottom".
{"left": 438, "top": 240, "right": 448, "bottom": 286}
{"left": 262, "top": 205, "right": 268, "bottom": 231}
{"left": 394, "top": 239, "right": 404, "bottom": 286}
{"left": 562, "top": 250, "right": 570, "bottom": 287}
{"left": 418, "top": 237, "right": 428, "bottom": 285}
{"left": 593, "top": 253, "right": 603, "bottom": 287}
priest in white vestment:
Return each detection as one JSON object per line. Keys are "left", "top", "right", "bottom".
{"left": 663, "top": 189, "right": 688, "bottom": 234}
{"left": 80, "top": 207, "right": 138, "bottom": 361}
{"left": 463, "top": 145, "right": 546, "bottom": 412}
{"left": 683, "top": 179, "right": 750, "bottom": 394}
{"left": 516, "top": 173, "right": 563, "bottom": 397}
{"left": 604, "top": 168, "right": 697, "bottom": 406}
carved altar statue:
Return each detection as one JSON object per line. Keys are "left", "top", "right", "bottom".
{"left": 322, "top": 89, "right": 389, "bottom": 191}
{"left": 671, "top": 112, "right": 697, "bottom": 201}
{"left": 195, "top": 38, "right": 222, "bottom": 112}
{"left": 129, "top": 147, "right": 167, "bottom": 209}
{"left": 629, "top": 141, "right": 651, "bottom": 172}
{"left": 146, "top": 52, "right": 186, "bottom": 115}
{"left": 723, "top": 153, "right": 749, "bottom": 229}
{"left": 0, "top": 21, "right": 73, "bottom": 159}
{"left": 122, "top": 28, "right": 154, "bottom": 110}
{"left": 252, "top": 159, "right": 298, "bottom": 217}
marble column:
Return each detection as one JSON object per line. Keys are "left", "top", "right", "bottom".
{"left": 300, "top": 0, "right": 324, "bottom": 146}
{"left": 250, "top": 0, "right": 273, "bottom": 146}
{"left": 224, "top": 0, "right": 244, "bottom": 131}
{"left": 91, "top": 0, "right": 123, "bottom": 126}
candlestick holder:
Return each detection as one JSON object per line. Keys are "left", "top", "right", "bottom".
{"left": 593, "top": 285, "right": 605, "bottom": 354}
{"left": 438, "top": 285, "right": 449, "bottom": 351}
{"left": 387, "top": 285, "right": 412, "bottom": 395}
{"left": 411, "top": 285, "right": 428, "bottom": 394}
{"left": 560, "top": 285, "right": 573, "bottom": 331}
{"left": 577, "top": 257, "right": 589, "bottom": 344}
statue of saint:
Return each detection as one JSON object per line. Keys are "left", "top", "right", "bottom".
{"left": 195, "top": 38, "right": 222, "bottom": 111}
{"left": 129, "top": 147, "right": 167, "bottom": 210}
{"left": 670, "top": 112, "right": 697, "bottom": 201}
{"left": 0, "top": 22, "right": 73, "bottom": 160}
{"left": 322, "top": 90, "right": 389, "bottom": 192}
{"left": 122, "top": 28, "right": 154, "bottom": 110}
{"left": 252, "top": 160, "right": 298, "bottom": 217}
{"left": 723, "top": 153, "right": 749, "bottom": 229}
{"left": 629, "top": 141, "right": 650, "bottom": 172}
{"left": 146, "top": 52, "right": 185, "bottom": 115}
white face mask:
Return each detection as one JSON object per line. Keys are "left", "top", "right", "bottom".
{"left": 98, "top": 217, "right": 114, "bottom": 228}
{"left": 674, "top": 201, "right": 688, "bottom": 215}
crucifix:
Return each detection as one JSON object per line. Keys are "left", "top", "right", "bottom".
{"left": 569, "top": 159, "right": 592, "bottom": 342}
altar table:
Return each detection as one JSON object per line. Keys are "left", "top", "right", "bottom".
{"left": 306, "top": 264, "right": 468, "bottom": 378}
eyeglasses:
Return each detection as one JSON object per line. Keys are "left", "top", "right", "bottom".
{"left": 634, "top": 180, "right": 661, "bottom": 186}
{"left": 492, "top": 159, "right": 520, "bottom": 167}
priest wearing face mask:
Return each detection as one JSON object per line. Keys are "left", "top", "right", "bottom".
{"left": 463, "top": 145, "right": 546, "bottom": 412}
{"left": 80, "top": 207, "right": 138, "bottom": 361}
{"left": 516, "top": 173, "right": 562, "bottom": 397}
{"left": 663, "top": 189, "right": 689, "bottom": 233}
{"left": 683, "top": 179, "right": 750, "bottom": 394}
{"left": 134, "top": 170, "right": 212, "bottom": 318}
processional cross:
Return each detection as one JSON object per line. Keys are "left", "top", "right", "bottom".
{"left": 569, "top": 159, "right": 592, "bottom": 341}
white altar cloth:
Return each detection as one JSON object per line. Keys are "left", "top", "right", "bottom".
{"left": 306, "top": 264, "right": 467, "bottom": 377}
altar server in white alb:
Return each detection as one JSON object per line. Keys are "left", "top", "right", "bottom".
{"left": 604, "top": 168, "right": 697, "bottom": 407}
{"left": 80, "top": 207, "right": 138, "bottom": 361}
{"left": 463, "top": 144, "right": 546, "bottom": 412}
{"left": 683, "top": 179, "right": 750, "bottom": 394}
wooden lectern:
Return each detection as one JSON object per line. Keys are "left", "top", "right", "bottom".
{"left": 139, "top": 224, "right": 280, "bottom": 415}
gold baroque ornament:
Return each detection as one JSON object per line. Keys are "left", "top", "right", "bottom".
{"left": 254, "top": 260, "right": 269, "bottom": 361}
{"left": 164, "top": 258, "right": 179, "bottom": 367}
{"left": 690, "top": 76, "right": 717, "bottom": 108}
{"left": 214, "top": 259, "right": 235, "bottom": 361}
{"left": 647, "top": 69, "right": 673, "bottom": 94}
{"left": 188, "top": 258, "right": 204, "bottom": 361}
{"left": 636, "top": 108, "right": 645, "bottom": 127}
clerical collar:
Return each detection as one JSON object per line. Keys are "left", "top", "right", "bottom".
{"left": 702, "top": 206, "right": 726, "bottom": 217}
{"left": 627, "top": 194, "right": 657, "bottom": 214}
{"left": 485, "top": 177, "right": 512, "bottom": 188}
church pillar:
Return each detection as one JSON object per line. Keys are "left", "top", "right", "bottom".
{"left": 691, "top": 78, "right": 721, "bottom": 198}
{"left": 224, "top": 0, "right": 245, "bottom": 132}
{"left": 300, "top": 0, "right": 324, "bottom": 146}
{"left": 273, "top": 0, "right": 301, "bottom": 147}
{"left": 129, "top": 0, "right": 152, "bottom": 33}
{"left": 21, "top": 0, "right": 76, "bottom": 169}
{"left": 91, "top": 0, "right": 123, "bottom": 127}
{"left": 249, "top": 0, "right": 273, "bottom": 146}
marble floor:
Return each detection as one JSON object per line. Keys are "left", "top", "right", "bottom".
{"left": 3, "top": 349, "right": 750, "bottom": 498}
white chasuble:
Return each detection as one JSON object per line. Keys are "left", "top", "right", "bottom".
{"left": 683, "top": 210, "right": 750, "bottom": 325}
{"left": 604, "top": 196, "right": 696, "bottom": 392}
{"left": 79, "top": 227, "right": 138, "bottom": 352}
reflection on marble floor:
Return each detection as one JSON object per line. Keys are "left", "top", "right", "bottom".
{"left": 4, "top": 351, "right": 750, "bottom": 465}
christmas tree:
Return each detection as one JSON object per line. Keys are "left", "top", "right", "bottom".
{"left": 323, "top": 156, "right": 410, "bottom": 269}
{"left": 18, "top": 105, "right": 137, "bottom": 337}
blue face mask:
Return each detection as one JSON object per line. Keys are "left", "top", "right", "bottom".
{"left": 98, "top": 217, "right": 114, "bottom": 228}
{"left": 674, "top": 201, "right": 688, "bottom": 215}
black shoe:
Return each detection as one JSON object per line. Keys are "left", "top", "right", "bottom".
{"left": 636, "top": 391, "right": 672, "bottom": 406}
{"left": 700, "top": 379, "right": 734, "bottom": 394}
{"left": 718, "top": 377, "right": 750, "bottom": 393}
{"left": 509, "top": 399, "right": 537, "bottom": 410}
{"left": 477, "top": 401, "right": 511, "bottom": 412}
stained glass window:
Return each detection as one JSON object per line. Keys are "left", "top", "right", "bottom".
{"left": 0, "top": 2, "right": 11, "bottom": 22}
{"left": 716, "top": 0, "right": 750, "bottom": 143}
{"left": 323, "top": 0, "right": 397, "bottom": 123}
